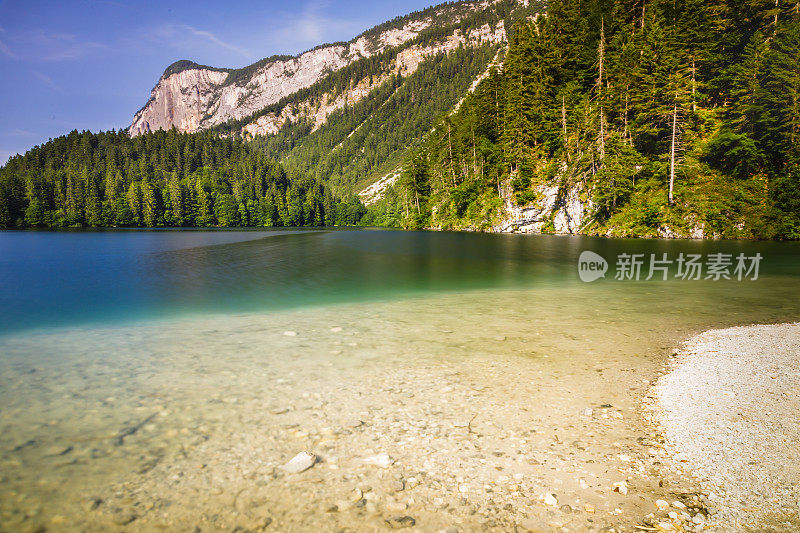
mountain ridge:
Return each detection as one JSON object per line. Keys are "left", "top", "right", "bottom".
{"left": 130, "top": 0, "right": 512, "bottom": 137}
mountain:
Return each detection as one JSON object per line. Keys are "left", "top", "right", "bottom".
{"left": 131, "top": 1, "right": 520, "bottom": 137}
{"left": 129, "top": 0, "right": 540, "bottom": 198}
{"left": 0, "top": 0, "right": 538, "bottom": 230}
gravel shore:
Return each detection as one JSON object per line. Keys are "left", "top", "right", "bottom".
{"left": 651, "top": 323, "right": 800, "bottom": 532}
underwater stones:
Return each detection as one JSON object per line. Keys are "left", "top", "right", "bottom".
{"left": 691, "top": 513, "right": 706, "bottom": 524}
{"left": 110, "top": 510, "right": 138, "bottom": 525}
{"left": 83, "top": 496, "right": 103, "bottom": 512}
{"left": 385, "top": 501, "right": 408, "bottom": 512}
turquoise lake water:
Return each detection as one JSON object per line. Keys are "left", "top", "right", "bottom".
{"left": 2, "top": 228, "right": 800, "bottom": 336}
{"left": 2, "top": 228, "right": 800, "bottom": 531}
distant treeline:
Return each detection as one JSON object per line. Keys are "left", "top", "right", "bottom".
{"left": 0, "top": 129, "right": 366, "bottom": 228}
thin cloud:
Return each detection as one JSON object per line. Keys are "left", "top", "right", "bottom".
{"left": 178, "top": 25, "right": 251, "bottom": 58}
{"left": 272, "top": 1, "right": 366, "bottom": 52}
{"left": 0, "top": 38, "right": 12, "bottom": 58}
{"left": 0, "top": 28, "right": 108, "bottom": 62}
{"left": 140, "top": 23, "right": 252, "bottom": 59}
{"left": 31, "top": 70, "right": 60, "bottom": 90}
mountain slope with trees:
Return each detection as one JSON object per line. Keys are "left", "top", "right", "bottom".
{"left": 216, "top": 0, "right": 539, "bottom": 195}
{"left": 130, "top": 0, "right": 524, "bottom": 136}
{"left": 371, "top": 0, "right": 800, "bottom": 239}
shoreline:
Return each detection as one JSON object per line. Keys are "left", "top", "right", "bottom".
{"left": 649, "top": 322, "right": 800, "bottom": 532}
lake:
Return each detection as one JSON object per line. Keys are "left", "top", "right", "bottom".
{"left": 2, "top": 228, "right": 800, "bottom": 336}
{"left": 1, "top": 228, "right": 800, "bottom": 531}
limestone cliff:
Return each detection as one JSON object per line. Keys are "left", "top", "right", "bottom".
{"left": 239, "top": 21, "right": 507, "bottom": 140}
{"left": 130, "top": 0, "right": 504, "bottom": 136}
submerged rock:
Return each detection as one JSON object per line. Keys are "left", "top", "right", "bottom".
{"left": 362, "top": 453, "right": 393, "bottom": 468}
{"left": 280, "top": 451, "right": 316, "bottom": 473}
{"left": 385, "top": 515, "right": 416, "bottom": 529}
{"left": 111, "top": 511, "right": 138, "bottom": 525}
{"left": 385, "top": 501, "right": 408, "bottom": 512}
{"left": 543, "top": 493, "right": 558, "bottom": 506}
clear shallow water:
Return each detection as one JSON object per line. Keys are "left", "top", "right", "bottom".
{"left": 2, "top": 229, "right": 800, "bottom": 531}
{"left": 2, "top": 227, "right": 800, "bottom": 336}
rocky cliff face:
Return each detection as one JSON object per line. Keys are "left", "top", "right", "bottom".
{"left": 131, "top": 40, "right": 392, "bottom": 136}
{"left": 494, "top": 181, "right": 592, "bottom": 235}
{"left": 130, "top": 1, "right": 501, "bottom": 136}
{"left": 240, "top": 21, "right": 506, "bottom": 140}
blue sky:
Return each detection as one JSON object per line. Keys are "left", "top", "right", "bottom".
{"left": 0, "top": 0, "right": 437, "bottom": 165}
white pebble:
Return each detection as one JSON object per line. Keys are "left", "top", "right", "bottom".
{"left": 280, "top": 451, "right": 316, "bottom": 473}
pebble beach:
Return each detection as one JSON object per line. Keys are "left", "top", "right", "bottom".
{"left": 651, "top": 323, "right": 800, "bottom": 532}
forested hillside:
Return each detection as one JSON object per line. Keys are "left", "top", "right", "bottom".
{"left": 0, "top": 130, "right": 365, "bottom": 228}
{"left": 248, "top": 44, "right": 500, "bottom": 194}
{"left": 216, "top": 0, "right": 539, "bottom": 195}
{"left": 373, "top": 0, "right": 800, "bottom": 239}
